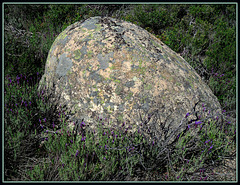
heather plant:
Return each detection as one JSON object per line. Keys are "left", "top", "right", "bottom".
{"left": 3, "top": 71, "right": 236, "bottom": 181}
{"left": 4, "top": 4, "right": 236, "bottom": 181}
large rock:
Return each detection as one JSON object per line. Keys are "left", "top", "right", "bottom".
{"left": 38, "top": 16, "right": 222, "bottom": 144}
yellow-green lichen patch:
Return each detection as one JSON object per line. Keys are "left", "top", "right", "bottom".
{"left": 175, "top": 82, "right": 182, "bottom": 86}
{"left": 132, "top": 76, "right": 138, "bottom": 81}
{"left": 185, "top": 78, "right": 194, "bottom": 89}
{"left": 73, "top": 49, "right": 81, "bottom": 60}
{"left": 117, "top": 114, "right": 124, "bottom": 122}
{"left": 136, "top": 66, "right": 147, "bottom": 75}
{"left": 109, "top": 65, "right": 115, "bottom": 70}
{"left": 87, "top": 50, "right": 94, "bottom": 59}
{"left": 144, "top": 84, "right": 152, "bottom": 90}
{"left": 100, "top": 99, "right": 105, "bottom": 105}
{"left": 126, "top": 92, "right": 133, "bottom": 100}
{"left": 115, "top": 84, "right": 124, "bottom": 95}
{"left": 114, "top": 79, "right": 121, "bottom": 83}
{"left": 95, "top": 24, "right": 102, "bottom": 32}
{"left": 57, "top": 31, "right": 68, "bottom": 40}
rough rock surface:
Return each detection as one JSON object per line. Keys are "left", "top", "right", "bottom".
{"left": 38, "top": 16, "right": 222, "bottom": 143}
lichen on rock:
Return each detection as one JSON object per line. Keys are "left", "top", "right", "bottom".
{"left": 38, "top": 16, "right": 222, "bottom": 144}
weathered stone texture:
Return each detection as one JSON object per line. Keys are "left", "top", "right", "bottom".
{"left": 38, "top": 16, "right": 222, "bottom": 143}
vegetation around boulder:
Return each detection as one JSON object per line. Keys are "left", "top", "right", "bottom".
{"left": 4, "top": 4, "right": 236, "bottom": 181}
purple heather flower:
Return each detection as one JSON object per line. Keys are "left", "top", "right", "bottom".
{"left": 75, "top": 150, "right": 79, "bottom": 157}
{"left": 102, "top": 122, "right": 104, "bottom": 125}
{"left": 104, "top": 157, "right": 106, "bottom": 160}
{"left": 187, "top": 125, "right": 190, "bottom": 130}
{"left": 148, "top": 114, "right": 151, "bottom": 120}
{"left": 103, "top": 132, "right": 106, "bottom": 136}
{"left": 202, "top": 103, "right": 204, "bottom": 107}
{"left": 81, "top": 136, "right": 86, "bottom": 142}
{"left": 195, "top": 121, "right": 202, "bottom": 125}
{"left": 39, "top": 119, "right": 41, "bottom": 124}
{"left": 82, "top": 121, "right": 85, "bottom": 126}
{"left": 43, "top": 118, "right": 46, "bottom": 122}
{"left": 112, "top": 140, "right": 114, "bottom": 144}
{"left": 209, "top": 145, "right": 213, "bottom": 150}
{"left": 65, "top": 143, "right": 68, "bottom": 147}
{"left": 177, "top": 176, "right": 180, "bottom": 179}
{"left": 185, "top": 112, "right": 190, "bottom": 118}
{"left": 45, "top": 138, "right": 48, "bottom": 141}
{"left": 53, "top": 122, "right": 55, "bottom": 128}
{"left": 220, "top": 74, "right": 224, "bottom": 77}
{"left": 152, "top": 141, "right": 154, "bottom": 146}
